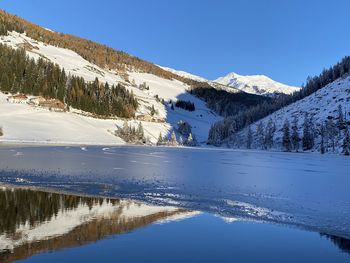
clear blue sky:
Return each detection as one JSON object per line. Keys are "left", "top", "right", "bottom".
{"left": 1, "top": 0, "right": 350, "bottom": 86}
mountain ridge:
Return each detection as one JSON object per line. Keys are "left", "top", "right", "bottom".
{"left": 214, "top": 72, "right": 300, "bottom": 96}
{"left": 159, "top": 64, "right": 300, "bottom": 97}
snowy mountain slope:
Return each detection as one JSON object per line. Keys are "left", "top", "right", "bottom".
{"left": 215, "top": 72, "right": 300, "bottom": 96}
{"left": 0, "top": 32, "right": 124, "bottom": 84}
{"left": 0, "top": 32, "right": 221, "bottom": 145}
{"left": 234, "top": 75, "right": 350, "bottom": 151}
{"left": 160, "top": 66, "right": 242, "bottom": 94}
{"left": 159, "top": 66, "right": 208, "bottom": 82}
{"left": 160, "top": 65, "right": 298, "bottom": 96}
{"left": 129, "top": 72, "right": 221, "bottom": 142}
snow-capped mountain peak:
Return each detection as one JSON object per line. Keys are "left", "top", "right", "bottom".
{"left": 214, "top": 72, "right": 300, "bottom": 96}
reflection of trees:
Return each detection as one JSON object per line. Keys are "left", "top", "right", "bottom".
{"left": 321, "top": 234, "right": 350, "bottom": 255}
{"left": 0, "top": 187, "right": 118, "bottom": 234}
{"left": 0, "top": 187, "right": 186, "bottom": 263}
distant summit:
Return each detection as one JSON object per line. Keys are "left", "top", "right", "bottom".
{"left": 214, "top": 72, "right": 300, "bottom": 96}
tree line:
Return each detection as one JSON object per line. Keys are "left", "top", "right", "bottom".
{"left": 157, "top": 130, "right": 198, "bottom": 147}
{"left": 175, "top": 100, "right": 195, "bottom": 111}
{"left": 115, "top": 121, "right": 148, "bottom": 144}
{"left": 244, "top": 105, "right": 350, "bottom": 155}
{"left": 0, "top": 43, "right": 137, "bottom": 117}
{"left": 192, "top": 86, "right": 268, "bottom": 117}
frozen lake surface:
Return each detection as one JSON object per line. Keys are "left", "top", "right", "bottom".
{"left": 0, "top": 146, "right": 349, "bottom": 241}
{"left": 0, "top": 186, "right": 349, "bottom": 262}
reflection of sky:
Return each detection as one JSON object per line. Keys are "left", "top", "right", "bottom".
{"left": 13, "top": 214, "right": 350, "bottom": 263}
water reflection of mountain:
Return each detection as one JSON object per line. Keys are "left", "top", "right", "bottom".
{"left": 321, "top": 234, "right": 350, "bottom": 254}
{"left": 0, "top": 187, "right": 195, "bottom": 263}
{"left": 1, "top": 187, "right": 349, "bottom": 262}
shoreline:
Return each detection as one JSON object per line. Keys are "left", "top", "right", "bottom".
{"left": 0, "top": 140, "right": 342, "bottom": 156}
{"left": 0, "top": 140, "right": 125, "bottom": 148}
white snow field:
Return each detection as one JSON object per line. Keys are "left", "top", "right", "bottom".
{"left": 215, "top": 72, "right": 300, "bottom": 96}
{"left": 237, "top": 74, "right": 350, "bottom": 151}
{"left": 0, "top": 92, "right": 123, "bottom": 145}
{"left": 0, "top": 31, "right": 221, "bottom": 145}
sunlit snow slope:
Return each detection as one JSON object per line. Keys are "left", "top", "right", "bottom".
{"left": 0, "top": 32, "right": 221, "bottom": 145}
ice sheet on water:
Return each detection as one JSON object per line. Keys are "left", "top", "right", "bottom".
{"left": 0, "top": 146, "right": 349, "bottom": 239}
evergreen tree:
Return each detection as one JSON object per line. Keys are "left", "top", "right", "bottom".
{"left": 192, "top": 133, "right": 198, "bottom": 146}
{"left": 326, "top": 118, "right": 338, "bottom": 152}
{"left": 264, "top": 118, "right": 275, "bottom": 149}
{"left": 291, "top": 116, "right": 300, "bottom": 152}
{"left": 337, "top": 104, "right": 345, "bottom": 130}
{"left": 282, "top": 119, "right": 291, "bottom": 152}
{"left": 302, "top": 113, "right": 314, "bottom": 151}
{"left": 150, "top": 105, "right": 156, "bottom": 116}
{"left": 137, "top": 122, "right": 144, "bottom": 141}
{"left": 177, "top": 121, "right": 192, "bottom": 137}
{"left": 246, "top": 125, "right": 253, "bottom": 149}
{"left": 157, "top": 132, "right": 164, "bottom": 146}
{"left": 185, "top": 133, "right": 197, "bottom": 147}
{"left": 255, "top": 122, "right": 265, "bottom": 149}
{"left": 170, "top": 131, "right": 178, "bottom": 146}
{"left": 178, "top": 135, "right": 183, "bottom": 146}
{"left": 320, "top": 123, "right": 326, "bottom": 154}
{"left": 187, "top": 133, "right": 193, "bottom": 146}
{"left": 122, "top": 120, "right": 129, "bottom": 134}
{"left": 116, "top": 121, "right": 146, "bottom": 144}
{"left": 342, "top": 127, "right": 350, "bottom": 156}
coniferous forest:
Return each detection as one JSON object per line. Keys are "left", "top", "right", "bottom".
{"left": 0, "top": 43, "right": 137, "bottom": 117}
{"left": 192, "top": 86, "right": 269, "bottom": 117}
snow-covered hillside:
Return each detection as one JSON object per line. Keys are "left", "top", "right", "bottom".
{"left": 235, "top": 75, "right": 350, "bottom": 152}
{"left": 215, "top": 72, "right": 300, "bottom": 96}
{"left": 160, "top": 66, "right": 242, "bottom": 94}
{"left": 0, "top": 32, "right": 222, "bottom": 145}
{"left": 159, "top": 66, "right": 208, "bottom": 82}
